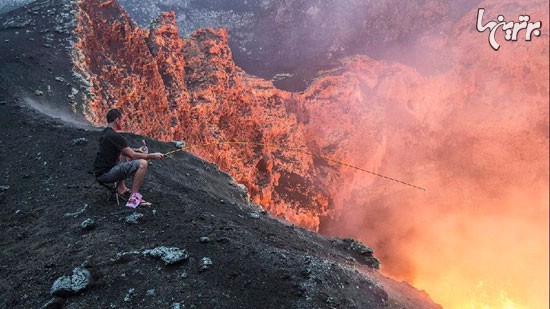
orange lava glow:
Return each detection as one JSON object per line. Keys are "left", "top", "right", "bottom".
{"left": 389, "top": 187, "right": 549, "bottom": 309}
{"left": 318, "top": 1, "right": 550, "bottom": 306}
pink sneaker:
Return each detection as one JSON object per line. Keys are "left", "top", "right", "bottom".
{"left": 126, "top": 193, "right": 142, "bottom": 209}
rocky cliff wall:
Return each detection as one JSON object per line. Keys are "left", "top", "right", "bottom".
{"left": 74, "top": 0, "right": 330, "bottom": 230}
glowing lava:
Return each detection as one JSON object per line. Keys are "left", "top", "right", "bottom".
{"left": 317, "top": 1, "right": 549, "bottom": 307}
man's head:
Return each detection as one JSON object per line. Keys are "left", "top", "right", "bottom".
{"left": 106, "top": 108, "right": 123, "bottom": 130}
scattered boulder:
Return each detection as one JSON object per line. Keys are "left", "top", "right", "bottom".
{"left": 34, "top": 90, "right": 44, "bottom": 96}
{"left": 143, "top": 246, "right": 189, "bottom": 265}
{"left": 343, "top": 238, "right": 380, "bottom": 269}
{"left": 199, "top": 236, "right": 211, "bottom": 243}
{"left": 249, "top": 212, "right": 260, "bottom": 219}
{"left": 236, "top": 184, "right": 248, "bottom": 193}
{"left": 68, "top": 87, "right": 79, "bottom": 99}
{"left": 71, "top": 137, "right": 88, "bottom": 145}
{"left": 146, "top": 289, "right": 156, "bottom": 297}
{"left": 50, "top": 267, "right": 91, "bottom": 298}
{"left": 199, "top": 257, "right": 213, "bottom": 272}
{"left": 173, "top": 141, "right": 184, "bottom": 148}
{"left": 80, "top": 218, "right": 95, "bottom": 230}
{"left": 124, "top": 288, "right": 134, "bottom": 302}
{"left": 125, "top": 213, "right": 143, "bottom": 224}
{"left": 346, "top": 238, "right": 374, "bottom": 255}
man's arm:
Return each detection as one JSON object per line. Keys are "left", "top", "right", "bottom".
{"left": 121, "top": 147, "right": 164, "bottom": 160}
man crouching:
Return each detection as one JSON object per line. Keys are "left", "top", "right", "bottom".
{"left": 94, "top": 109, "right": 164, "bottom": 208}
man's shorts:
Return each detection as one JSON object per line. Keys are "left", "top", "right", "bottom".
{"left": 96, "top": 160, "right": 140, "bottom": 183}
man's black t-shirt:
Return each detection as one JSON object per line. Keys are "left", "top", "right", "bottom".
{"left": 94, "top": 127, "right": 128, "bottom": 177}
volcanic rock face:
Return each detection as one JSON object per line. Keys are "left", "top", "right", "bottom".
{"left": 73, "top": 0, "right": 329, "bottom": 230}
{"left": 74, "top": 0, "right": 174, "bottom": 138}
{"left": 116, "top": 0, "right": 484, "bottom": 90}
{"left": 2, "top": 0, "right": 482, "bottom": 91}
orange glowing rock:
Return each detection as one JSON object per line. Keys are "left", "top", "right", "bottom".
{"left": 73, "top": 0, "right": 329, "bottom": 231}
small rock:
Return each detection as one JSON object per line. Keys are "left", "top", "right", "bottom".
{"left": 143, "top": 247, "right": 189, "bottom": 265}
{"left": 80, "top": 218, "right": 95, "bottom": 230}
{"left": 180, "top": 271, "right": 188, "bottom": 279}
{"left": 347, "top": 239, "right": 374, "bottom": 255}
{"left": 237, "top": 184, "right": 248, "bottom": 193}
{"left": 173, "top": 141, "right": 184, "bottom": 148}
{"left": 125, "top": 213, "right": 143, "bottom": 224}
{"left": 344, "top": 238, "right": 380, "bottom": 269}
{"left": 171, "top": 303, "right": 181, "bottom": 309}
{"left": 71, "top": 137, "right": 88, "bottom": 145}
{"left": 124, "top": 288, "right": 134, "bottom": 302}
{"left": 50, "top": 267, "right": 91, "bottom": 297}
{"left": 35, "top": 90, "right": 44, "bottom": 96}
{"left": 55, "top": 77, "right": 65, "bottom": 82}
{"left": 114, "top": 251, "right": 138, "bottom": 264}
{"left": 249, "top": 212, "right": 260, "bottom": 219}
{"left": 146, "top": 289, "right": 156, "bottom": 297}
{"left": 199, "top": 257, "right": 213, "bottom": 272}
{"left": 199, "top": 236, "right": 211, "bottom": 243}
{"left": 326, "top": 297, "right": 336, "bottom": 304}
{"left": 64, "top": 204, "right": 89, "bottom": 218}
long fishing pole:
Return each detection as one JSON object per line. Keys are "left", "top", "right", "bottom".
{"left": 164, "top": 141, "right": 427, "bottom": 191}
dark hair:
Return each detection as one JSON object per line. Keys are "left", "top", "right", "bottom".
{"left": 106, "top": 109, "right": 122, "bottom": 123}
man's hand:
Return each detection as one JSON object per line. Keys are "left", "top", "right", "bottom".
{"left": 121, "top": 147, "right": 163, "bottom": 160}
{"left": 148, "top": 152, "right": 164, "bottom": 160}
